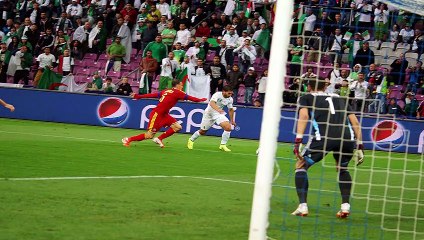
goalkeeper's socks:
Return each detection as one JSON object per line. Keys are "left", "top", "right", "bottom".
{"left": 339, "top": 170, "right": 352, "bottom": 203}
{"left": 158, "top": 128, "right": 176, "bottom": 141}
{"left": 129, "top": 133, "right": 145, "bottom": 142}
{"left": 295, "top": 170, "right": 309, "bottom": 203}
{"left": 220, "top": 131, "right": 231, "bottom": 145}
{"left": 190, "top": 130, "right": 201, "bottom": 142}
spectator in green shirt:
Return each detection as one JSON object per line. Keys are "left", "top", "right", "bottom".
{"left": 143, "top": 35, "right": 168, "bottom": 75}
{"left": 105, "top": 36, "right": 126, "bottom": 74}
{"left": 161, "top": 21, "right": 176, "bottom": 51}
{"left": 289, "top": 37, "right": 304, "bottom": 81}
{"left": 172, "top": 42, "right": 186, "bottom": 64}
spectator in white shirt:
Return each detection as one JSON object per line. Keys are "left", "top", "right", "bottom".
{"left": 349, "top": 72, "right": 369, "bottom": 112}
{"left": 374, "top": 3, "right": 389, "bottom": 42}
{"left": 303, "top": 8, "right": 316, "bottom": 36}
{"left": 356, "top": 1, "right": 373, "bottom": 34}
{"left": 159, "top": 52, "right": 179, "bottom": 90}
{"left": 156, "top": 0, "right": 171, "bottom": 19}
{"left": 234, "top": 39, "right": 257, "bottom": 74}
{"left": 174, "top": 23, "right": 191, "bottom": 48}
{"left": 237, "top": 30, "right": 251, "bottom": 48}
{"left": 399, "top": 24, "right": 414, "bottom": 44}
{"left": 66, "top": 0, "right": 83, "bottom": 24}
{"left": 34, "top": 46, "right": 56, "bottom": 86}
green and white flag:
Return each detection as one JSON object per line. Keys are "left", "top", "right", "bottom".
{"left": 362, "top": 30, "right": 370, "bottom": 41}
{"left": 343, "top": 31, "right": 353, "bottom": 41}
{"left": 139, "top": 72, "right": 149, "bottom": 94}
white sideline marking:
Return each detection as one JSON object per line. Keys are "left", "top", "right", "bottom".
{"left": 0, "top": 175, "right": 254, "bottom": 185}
{"left": 1, "top": 175, "right": 422, "bottom": 203}
{"left": 0, "top": 130, "right": 257, "bottom": 157}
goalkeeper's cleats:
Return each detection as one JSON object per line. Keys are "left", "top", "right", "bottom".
{"left": 336, "top": 203, "right": 350, "bottom": 219}
{"left": 187, "top": 138, "right": 194, "bottom": 150}
{"left": 219, "top": 145, "right": 231, "bottom": 152}
{"left": 291, "top": 203, "right": 308, "bottom": 217}
{"left": 153, "top": 138, "right": 164, "bottom": 148}
{"left": 122, "top": 137, "right": 130, "bottom": 147}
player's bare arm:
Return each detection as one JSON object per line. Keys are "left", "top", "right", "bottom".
{"left": 296, "top": 108, "right": 309, "bottom": 139}
{"left": 294, "top": 107, "right": 309, "bottom": 161}
{"left": 209, "top": 101, "right": 225, "bottom": 114}
{"left": 229, "top": 108, "right": 236, "bottom": 126}
{"left": 0, "top": 99, "right": 15, "bottom": 112}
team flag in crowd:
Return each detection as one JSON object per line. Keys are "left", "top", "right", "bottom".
{"left": 188, "top": 75, "right": 211, "bottom": 100}
{"left": 245, "top": 1, "right": 255, "bottom": 18}
{"left": 176, "top": 67, "right": 189, "bottom": 92}
{"left": 362, "top": 30, "right": 370, "bottom": 41}
{"left": 343, "top": 31, "right": 353, "bottom": 41}
{"left": 58, "top": 75, "right": 88, "bottom": 93}
{"left": 139, "top": 72, "right": 150, "bottom": 94}
{"left": 38, "top": 67, "right": 63, "bottom": 90}
{"left": 256, "top": 28, "right": 271, "bottom": 52}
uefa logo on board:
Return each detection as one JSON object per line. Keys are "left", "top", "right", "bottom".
{"left": 97, "top": 97, "right": 129, "bottom": 126}
{"left": 371, "top": 120, "right": 406, "bottom": 151}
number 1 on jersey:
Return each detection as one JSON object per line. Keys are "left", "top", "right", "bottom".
{"left": 325, "top": 97, "right": 336, "bottom": 114}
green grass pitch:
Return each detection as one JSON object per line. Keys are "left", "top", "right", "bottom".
{"left": 0, "top": 118, "right": 422, "bottom": 240}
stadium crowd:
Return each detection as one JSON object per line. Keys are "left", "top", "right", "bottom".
{"left": 0, "top": 0, "right": 423, "bottom": 119}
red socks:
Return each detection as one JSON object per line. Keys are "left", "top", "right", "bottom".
{"left": 129, "top": 133, "right": 146, "bottom": 142}
{"left": 158, "top": 128, "right": 176, "bottom": 141}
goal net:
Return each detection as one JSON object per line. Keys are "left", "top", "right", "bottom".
{"left": 250, "top": 0, "right": 424, "bottom": 239}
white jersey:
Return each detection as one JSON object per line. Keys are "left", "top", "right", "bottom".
{"left": 205, "top": 92, "right": 234, "bottom": 115}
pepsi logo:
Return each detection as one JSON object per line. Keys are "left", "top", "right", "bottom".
{"left": 97, "top": 98, "right": 129, "bottom": 126}
{"left": 371, "top": 120, "right": 405, "bottom": 150}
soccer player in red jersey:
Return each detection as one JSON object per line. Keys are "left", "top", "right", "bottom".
{"left": 122, "top": 80, "right": 207, "bottom": 148}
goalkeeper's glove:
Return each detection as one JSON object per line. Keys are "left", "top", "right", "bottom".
{"left": 293, "top": 138, "right": 303, "bottom": 161}
{"left": 354, "top": 143, "right": 364, "bottom": 166}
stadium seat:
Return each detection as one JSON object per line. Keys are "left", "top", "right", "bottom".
{"left": 380, "top": 42, "right": 394, "bottom": 50}
{"left": 397, "top": 99, "right": 405, "bottom": 109}
{"left": 105, "top": 71, "right": 121, "bottom": 79}
{"left": 415, "top": 94, "right": 424, "bottom": 101}
{"left": 83, "top": 53, "right": 96, "bottom": 60}
{"left": 405, "top": 52, "right": 418, "bottom": 60}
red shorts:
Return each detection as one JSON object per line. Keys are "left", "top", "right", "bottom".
{"left": 147, "top": 110, "right": 177, "bottom": 132}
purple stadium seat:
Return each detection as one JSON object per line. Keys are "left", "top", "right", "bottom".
{"left": 397, "top": 100, "right": 405, "bottom": 109}
{"left": 388, "top": 90, "right": 400, "bottom": 99}
{"left": 106, "top": 71, "right": 121, "bottom": 80}
{"left": 85, "top": 61, "right": 102, "bottom": 70}
{"left": 415, "top": 94, "right": 424, "bottom": 101}
{"left": 83, "top": 53, "right": 96, "bottom": 60}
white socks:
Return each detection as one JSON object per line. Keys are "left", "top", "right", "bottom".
{"left": 220, "top": 131, "right": 231, "bottom": 145}
{"left": 190, "top": 130, "right": 201, "bottom": 141}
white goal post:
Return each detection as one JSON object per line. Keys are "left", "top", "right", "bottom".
{"left": 248, "top": 0, "right": 294, "bottom": 239}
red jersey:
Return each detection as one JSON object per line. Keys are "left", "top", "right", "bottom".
{"left": 134, "top": 88, "right": 205, "bottom": 114}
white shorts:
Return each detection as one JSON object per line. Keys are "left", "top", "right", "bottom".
{"left": 200, "top": 112, "right": 229, "bottom": 131}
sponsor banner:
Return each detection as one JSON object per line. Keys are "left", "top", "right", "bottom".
{"left": 0, "top": 88, "right": 423, "bottom": 153}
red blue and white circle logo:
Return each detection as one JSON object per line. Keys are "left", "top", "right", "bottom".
{"left": 371, "top": 120, "right": 405, "bottom": 150}
{"left": 97, "top": 98, "right": 129, "bottom": 126}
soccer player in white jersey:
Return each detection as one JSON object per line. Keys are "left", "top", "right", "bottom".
{"left": 187, "top": 86, "right": 236, "bottom": 152}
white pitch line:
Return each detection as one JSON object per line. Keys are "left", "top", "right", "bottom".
{"left": 0, "top": 130, "right": 259, "bottom": 157}
{"left": 0, "top": 175, "right": 254, "bottom": 185}
{"left": 1, "top": 175, "right": 422, "bottom": 203}
{"left": 1, "top": 129, "right": 423, "bottom": 199}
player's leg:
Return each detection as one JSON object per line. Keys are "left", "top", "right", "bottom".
{"left": 122, "top": 111, "right": 159, "bottom": 147}
{"left": 187, "top": 114, "right": 213, "bottom": 149}
{"left": 334, "top": 140, "right": 355, "bottom": 218}
{"left": 218, "top": 119, "right": 232, "bottom": 152}
{"left": 292, "top": 140, "right": 325, "bottom": 216}
{"left": 154, "top": 115, "right": 180, "bottom": 148}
